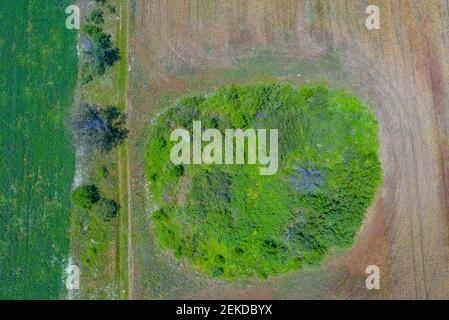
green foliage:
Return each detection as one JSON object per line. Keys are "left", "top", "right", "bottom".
{"left": 145, "top": 84, "right": 382, "bottom": 279}
{"left": 90, "top": 9, "right": 104, "bottom": 25}
{"left": 96, "top": 166, "right": 109, "bottom": 179}
{"left": 92, "top": 199, "right": 119, "bottom": 222}
{"left": 81, "top": 64, "right": 94, "bottom": 84}
{"left": 69, "top": 103, "right": 128, "bottom": 153}
{"left": 71, "top": 185, "right": 100, "bottom": 210}
{"left": 107, "top": 4, "right": 117, "bottom": 14}
{"left": 81, "top": 23, "right": 120, "bottom": 80}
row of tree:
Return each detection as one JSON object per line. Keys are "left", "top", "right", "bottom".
{"left": 70, "top": 1, "right": 127, "bottom": 222}
{"left": 81, "top": 0, "right": 120, "bottom": 84}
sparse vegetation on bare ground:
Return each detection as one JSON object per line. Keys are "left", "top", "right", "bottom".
{"left": 69, "top": 0, "right": 128, "bottom": 299}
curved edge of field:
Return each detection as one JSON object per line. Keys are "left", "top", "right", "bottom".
{"left": 127, "top": 0, "right": 449, "bottom": 300}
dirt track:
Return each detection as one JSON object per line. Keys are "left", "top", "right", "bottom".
{"left": 128, "top": 0, "right": 449, "bottom": 299}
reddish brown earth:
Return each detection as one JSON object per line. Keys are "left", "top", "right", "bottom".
{"left": 127, "top": 0, "right": 449, "bottom": 299}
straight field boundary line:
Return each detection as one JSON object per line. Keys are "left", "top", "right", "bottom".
{"left": 116, "top": 0, "right": 129, "bottom": 300}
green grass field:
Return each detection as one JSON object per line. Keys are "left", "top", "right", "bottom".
{"left": 0, "top": 1, "right": 77, "bottom": 299}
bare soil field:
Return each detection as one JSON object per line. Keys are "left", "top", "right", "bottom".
{"left": 127, "top": 0, "right": 449, "bottom": 299}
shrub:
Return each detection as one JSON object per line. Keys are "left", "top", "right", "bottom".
{"left": 96, "top": 166, "right": 109, "bottom": 179}
{"left": 81, "top": 64, "right": 94, "bottom": 84}
{"left": 288, "top": 166, "right": 323, "bottom": 194}
{"left": 71, "top": 185, "right": 100, "bottom": 210}
{"left": 107, "top": 5, "right": 116, "bottom": 14}
{"left": 69, "top": 103, "right": 128, "bottom": 153}
{"left": 81, "top": 24, "right": 120, "bottom": 79}
{"left": 92, "top": 199, "right": 119, "bottom": 221}
{"left": 90, "top": 9, "right": 104, "bottom": 25}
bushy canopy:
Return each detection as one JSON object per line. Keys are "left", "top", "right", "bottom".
{"left": 81, "top": 24, "right": 120, "bottom": 80}
{"left": 69, "top": 104, "right": 128, "bottom": 153}
{"left": 71, "top": 185, "right": 100, "bottom": 210}
{"left": 145, "top": 83, "right": 382, "bottom": 279}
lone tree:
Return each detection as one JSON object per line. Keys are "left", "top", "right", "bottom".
{"left": 71, "top": 185, "right": 100, "bottom": 210}
{"left": 70, "top": 103, "right": 128, "bottom": 153}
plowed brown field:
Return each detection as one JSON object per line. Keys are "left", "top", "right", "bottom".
{"left": 127, "top": 0, "right": 449, "bottom": 299}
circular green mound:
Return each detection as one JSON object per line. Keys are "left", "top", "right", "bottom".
{"left": 145, "top": 84, "right": 381, "bottom": 279}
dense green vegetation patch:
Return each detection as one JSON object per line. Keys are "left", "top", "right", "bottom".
{"left": 0, "top": 1, "right": 77, "bottom": 298}
{"left": 145, "top": 83, "right": 382, "bottom": 279}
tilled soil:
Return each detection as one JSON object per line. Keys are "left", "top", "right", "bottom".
{"left": 128, "top": 0, "right": 449, "bottom": 299}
